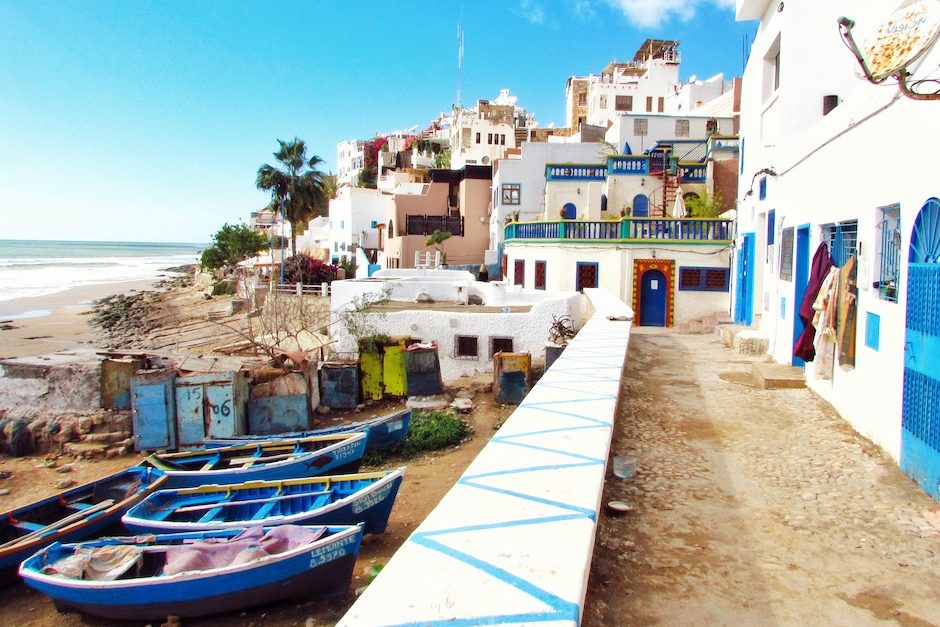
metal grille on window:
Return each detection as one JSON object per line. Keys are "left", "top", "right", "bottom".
{"left": 779, "top": 227, "right": 794, "bottom": 280}
{"left": 823, "top": 220, "right": 859, "bottom": 267}
{"left": 879, "top": 208, "right": 901, "bottom": 302}
{"left": 455, "top": 335, "right": 479, "bottom": 359}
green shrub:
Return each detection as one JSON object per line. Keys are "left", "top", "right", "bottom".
{"left": 400, "top": 409, "right": 469, "bottom": 457}
{"left": 211, "top": 280, "right": 236, "bottom": 296}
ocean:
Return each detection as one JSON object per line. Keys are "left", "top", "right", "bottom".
{"left": 0, "top": 239, "right": 206, "bottom": 306}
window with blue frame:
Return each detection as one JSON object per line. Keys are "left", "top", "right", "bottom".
{"left": 758, "top": 177, "right": 767, "bottom": 200}
{"left": 822, "top": 220, "right": 859, "bottom": 267}
{"left": 575, "top": 262, "right": 598, "bottom": 292}
{"left": 876, "top": 205, "right": 900, "bottom": 302}
{"left": 767, "top": 210, "right": 775, "bottom": 245}
{"left": 678, "top": 267, "right": 730, "bottom": 291}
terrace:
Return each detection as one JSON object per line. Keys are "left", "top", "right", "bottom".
{"left": 505, "top": 216, "right": 733, "bottom": 243}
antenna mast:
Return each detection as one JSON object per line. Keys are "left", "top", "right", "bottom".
{"left": 456, "top": 18, "right": 464, "bottom": 108}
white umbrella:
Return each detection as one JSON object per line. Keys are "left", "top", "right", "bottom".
{"left": 672, "top": 186, "right": 688, "bottom": 218}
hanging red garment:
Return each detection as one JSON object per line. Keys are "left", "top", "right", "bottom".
{"left": 793, "top": 242, "right": 835, "bottom": 362}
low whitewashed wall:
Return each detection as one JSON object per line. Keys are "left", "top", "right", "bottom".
{"left": 330, "top": 273, "right": 583, "bottom": 381}
{"left": 339, "top": 289, "right": 632, "bottom": 626}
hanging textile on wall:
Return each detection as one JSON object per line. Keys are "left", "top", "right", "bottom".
{"left": 812, "top": 267, "right": 839, "bottom": 379}
{"left": 837, "top": 255, "right": 858, "bottom": 368}
{"left": 794, "top": 242, "right": 835, "bottom": 362}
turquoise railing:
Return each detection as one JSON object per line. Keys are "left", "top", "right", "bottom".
{"left": 504, "top": 218, "right": 732, "bottom": 242}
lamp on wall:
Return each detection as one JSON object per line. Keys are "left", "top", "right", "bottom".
{"left": 577, "top": 187, "right": 581, "bottom": 195}
{"left": 640, "top": 178, "right": 645, "bottom": 187}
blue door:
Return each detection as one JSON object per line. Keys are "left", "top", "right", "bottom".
{"left": 130, "top": 370, "right": 177, "bottom": 451}
{"left": 633, "top": 194, "right": 649, "bottom": 218}
{"left": 901, "top": 197, "right": 940, "bottom": 500}
{"left": 562, "top": 203, "right": 577, "bottom": 219}
{"left": 734, "top": 233, "right": 755, "bottom": 324}
{"left": 640, "top": 269, "right": 667, "bottom": 326}
{"left": 792, "top": 225, "right": 811, "bottom": 366}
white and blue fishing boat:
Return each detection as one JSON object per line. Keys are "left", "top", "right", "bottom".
{"left": 144, "top": 432, "right": 366, "bottom": 488}
{"left": 19, "top": 524, "right": 363, "bottom": 620}
{"left": 205, "top": 408, "right": 412, "bottom": 452}
{"left": 0, "top": 466, "right": 167, "bottom": 586}
{"left": 121, "top": 468, "right": 404, "bottom": 535}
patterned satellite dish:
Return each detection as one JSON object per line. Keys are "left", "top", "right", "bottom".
{"left": 863, "top": 0, "right": 940, "bottom": 81}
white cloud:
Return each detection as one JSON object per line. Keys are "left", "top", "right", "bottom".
{"left": 572, "top": 0, "right": 597, "bottom": 19}
{"left": 519, "top": 0, "right": 546, "bottom": 24}
{"left": 603, "top": 0, "right": 734, "bottom": 28}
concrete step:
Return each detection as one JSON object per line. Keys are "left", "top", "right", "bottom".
{"left": 750, "top": 362, "right": 806, "bottom": 390}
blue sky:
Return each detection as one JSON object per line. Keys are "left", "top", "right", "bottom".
{"left": 0, "top": 0, "right": 755, "bottom": 244}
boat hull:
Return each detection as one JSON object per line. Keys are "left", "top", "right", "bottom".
{"left": 149, "top": 433, "right": 367, "bottom": 489}
{"left": 206, "top": 409, "right": 412, "bottom": 452}
{"left": 122, "top": 469, "right": 405, "bottom": 536}
{"left": 0, "top": 466, "right": 167, "bottom": 587}
{"left": 19, "top": 525, "right": 362, "bottom": 620}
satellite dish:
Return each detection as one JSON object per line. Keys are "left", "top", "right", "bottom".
{"left": 863, "top": 0, "right": 940, "bottom": 81}
{"left": 482, "top": 156, "right": 490, "bottom": 164}
{"left": 688, "top": 74, "right": 697, "bottom": 83}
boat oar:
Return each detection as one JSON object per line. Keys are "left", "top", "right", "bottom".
{"left": 170, "top": 489, "right": 331, "bottom": 514}
{"left": 0, "top": 499, "right": 116, "bottom": 550}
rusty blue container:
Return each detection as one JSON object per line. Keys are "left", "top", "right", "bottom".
{"left": 101, "top": 356, "right": 147, "bottom": 410}
{"left": 320, "top": 362, "right": 360, "bottom": 409}
{"left": 174, "top": 372, "right": 249, "bottom": 447}
{"left": 494, "top": 352, "right": 532, "bottom": 405}
{"left": 404, "top": 345, "right": 443, "bottom": 396}
{"left": 130, "top": 368, "right": 177, "bottom": 451}
{"left": 247, "top": 394, "right": 310, "bottom": 435}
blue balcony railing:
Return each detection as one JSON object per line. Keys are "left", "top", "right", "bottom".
{"left": 678, "top": 163, "right": 707, "bottom": 183}
{"left": 504, "top": 218, "right": 732, "bottom": 243}
{"left": 607, "top": 156, "right": 650, "bottom": 175}
{"left": 545, "top": 164, "right": 608, "bottom": 181}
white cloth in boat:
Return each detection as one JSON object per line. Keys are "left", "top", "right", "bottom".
{"left": 43, "top": 545, "right": 142, "bottom": 581}
{"left": 163, "top": 525, "right": 327, "bottom": 576}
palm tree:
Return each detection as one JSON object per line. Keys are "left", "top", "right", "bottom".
{"left": 256, "top": 138, "right": 327, "bottom": 256}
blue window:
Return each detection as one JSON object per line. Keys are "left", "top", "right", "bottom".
{"left": 370, "top": 220, "right": 378, "bottom": 228}
{"left": 758, "top": 177, "right": 767, "bottom": 200}
{"left": 865, "top": 312, "right": 880, "bottom": 350}
{"left": 767, "top": 210, "right": 776, "bottom": 245}
{"left": 575, "top": 262, "right": 598, "bottom": 292}
{"left": 678, "top": 267, "right": 730, "bottom": 291}
{"left": 823, "top": 220, "right": 859, "bottom": 267}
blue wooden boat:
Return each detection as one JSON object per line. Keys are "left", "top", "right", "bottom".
{"left": 0, "top": 466, "right": 167, "bottom": 587}
{"left": 205, "top": 408, "right": 412, "bottom": 452}
{"left": 19, "top": 523, "right": 363, "bottom": 620}
{"left": 122, "top": 467, "right": 404, "bottom": 535}
{"left": 144, "top": 432, "right": 367, "bottom": 489}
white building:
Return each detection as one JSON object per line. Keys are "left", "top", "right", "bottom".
{"left": 489, "top": 141, "right": 608, "bottom": 263}
{"left": 734, "top": 0, "right": 940, "bottom": 498}
{"left": 449, "top": 89, "right": 534, "bottom": 170}
{"left": 327, "top": 186, "right": 390, "bottom": 267}
{"left": 336, "top": 139, "right": 365, "bottom": 188}
{"left": 329, "top": 269, "right": 582, "bottom": 381}
{"left": 566, "top": 40, "right": 682, "bottom": 130}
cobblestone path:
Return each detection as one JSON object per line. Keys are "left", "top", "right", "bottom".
{"left": 584, "top": 328, "right": 940, "bottom": 626}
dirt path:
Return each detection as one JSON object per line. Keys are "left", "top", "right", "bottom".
{"left": 585, "top": 328, "right": 940, "bottom": 626}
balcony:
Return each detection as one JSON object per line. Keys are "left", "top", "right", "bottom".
{"left": 545, "top": 164, "right": 608, "bottom": 181}
{"left": 504, "top": 217, "right": 732, "bottom": 243}
{"left": 406, "top": 214, "right": 465, "bottom": 237}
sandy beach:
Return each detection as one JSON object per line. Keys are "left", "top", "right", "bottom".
{"left": 0, "top": 279, "right": 161, "bottom": 360}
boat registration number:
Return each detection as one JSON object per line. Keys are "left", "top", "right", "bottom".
{"left": 309, "top": 534, "right": 358, "bottom": 567}
{"left": 351, "top": 483, "right": 393, "bottom": 514}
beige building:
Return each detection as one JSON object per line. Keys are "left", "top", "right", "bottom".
{"left": 383, "top": 165, "right": 493, "bottom": 270}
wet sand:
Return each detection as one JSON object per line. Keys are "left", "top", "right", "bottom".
{"left": 0, "top": 279, "right": 160, "bottom": 359}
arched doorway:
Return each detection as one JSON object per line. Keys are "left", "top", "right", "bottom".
{"left": 633, "top": 194, "right": 649, "bottom": 218}
{"left": 901, "top": 197, "right": 940, "bottom": 500}
{"left": 639, "top": 268, "right": 667, "bottom": 326}
{"left": 562, "top": 203, "right": 577, "bottom": 219}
